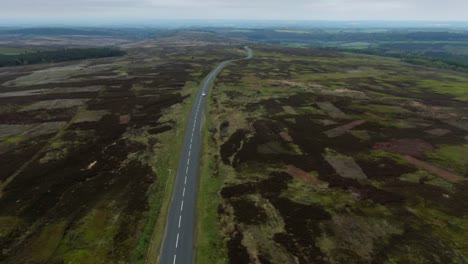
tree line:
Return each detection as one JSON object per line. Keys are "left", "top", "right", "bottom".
{"left": 0, "top": 48, "right": 126, "bottom": 67}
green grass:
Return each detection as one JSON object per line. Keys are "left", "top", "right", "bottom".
{"left": 63, "top": 249, "right": 94, "bottom": 263}
{"left": 196, "top": 133, "right": 228, "bottom": 264}
{"left": 419, "top": 79, "right": 468, "bottom": 101}
{"left": 139, "top": 81, "right": 201, "bottom": 264}
{"left": 2, "top": 135, "right": 24, "bottom": 144}
{"left": 196, "top": 68, "right": 229, "bottom": 264}
{"left": 0, "top": 216, "right": 24, "bottom": 239}
{"left": 400, "top": 170, "right": 454, "bottom": 191}
{"left": 409, "top": 206, "right": 468, "bottom": 259}
{"left": 51, "top": 208, "right": 119, "bottom": 263}
{"left": 30, "top": 221, "right": 67, "bottom": 262}
{"left": 283, "top": 178, "right": 355, "bottom": 210}
{"left": 358, "top": 150, "right": 409, "bottom": 164}
{"left": 426, "top": 145, "right": 468, "bottom": 175}
{"left": 192, "top": 45, "right": 468, "bottom": 263}
{"left": 81, "top": 209, "right": 117, "bottom": 243}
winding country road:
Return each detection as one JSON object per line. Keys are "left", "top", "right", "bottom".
{"left": 159, "top": 47, "right": 253, "bottom": 264}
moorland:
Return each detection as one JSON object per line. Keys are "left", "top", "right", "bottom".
{"left": 0, "top": 26, "right": 466, "bottom": 264}
{"left": 198, "top": 44, "right": 468, "bottom": 263}
{"left": 0, "top": 29, "right": 244, "bottom": 263}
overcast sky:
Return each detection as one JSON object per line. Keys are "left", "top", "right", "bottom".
{"left": 1, "top": 0, "right": 467, "bottom": 21}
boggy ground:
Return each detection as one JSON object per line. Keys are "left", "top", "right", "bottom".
{"left": 0, "top": 33, "right": 245, "bottom": 263}
{"left": 200, "top": 45, "right": 468, "bottom": 263}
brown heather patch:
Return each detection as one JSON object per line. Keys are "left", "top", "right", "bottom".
{"left": 286, "top": 165, "right": 320, "bottom": 185}
{"left": 373, "top": 138, "right": 434, "bottom": 158}
{"left": 403, "top": 155, "right": 463, "bottom": 182}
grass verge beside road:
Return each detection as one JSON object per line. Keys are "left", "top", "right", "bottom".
{"left": 196, "top": 83, "right": 229, "bottom": 264}
{"left": 138, "top": 81, "right": 200, "bottom": 264}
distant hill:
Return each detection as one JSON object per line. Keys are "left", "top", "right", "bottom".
{"left": 0, "top": 27, "right": 172, "bottom": 39}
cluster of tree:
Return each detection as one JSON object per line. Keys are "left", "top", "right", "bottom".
{"left": 327, "top": 47, "right": 468, "bottom": 73}
{"left": 230, "top": 29, "right": 468, "bottom": 43}
{"left": 402, "top": 57, "right": 468, "bottom": 73}
{"left": 0, "top": 48, "right": 126, "bottom": 67}
{"left": 0, "top": 27, "right": 174, "bottom": 39}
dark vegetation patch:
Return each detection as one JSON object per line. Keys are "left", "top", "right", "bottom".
{"left": 222, "top": 28, "right": 468, "bottom": 73}
{"left": 357, "top": 156, "right": 417, "bottom": 180}
{"left": 219, "top": 120, "right": 229, "bottom": 139}
{"left": 319, "top": 171, "right": 405, "bottom": 205}
{"left": 272, "top": 197, "right": 330, "bottom": 263}
{"left": 0, "top": 41, "right": 243, "bottom": 262}
{"left": 0, "top": 136, "right": 48, "bottom": 181}
{"left": 221, "top": 182, "right": 258, "bottom": 199}
{"left": 227, "top": 119, "right": 316, "bottom": 168}
{"left": 148, "top": 124, "right": 172, "bottom": 134}
{"left": 0, "top": 48, "right": 126, "bottom": 67}
{"left": 0, "top": 108, "right": 78, "bottom": 124}
{"left": 222, "top": 171, "right": 331, "bottom": 262}
{"left": 0, "top": 27, "right": 166, "bottom": 38}
{"left": 384, "top": 180, "right": 467, "bottom": 217}
{"left": 213, "top": 44, "right": 468, "bottom": 263}
{"left": 373, "top": 138, "right": 434, "bottom": 157}
{"left": 334, "top": 46, "right": 468, "bottom": 74}
{"left": 373, "top": 223, "right": 465, "bottom": 264}
{"left": 228, "top": 198, "right": 267, "bottom": 225}
{"left": 258, "top": 172, "right": 330, "bottom": 261}
{"left": 227, "top": 228, "right": 251, "bottom": 264}
{"left": 253, "top": 44, "right": 343, "bottom": 58}
{"left": 220, "top": 129, "right": 248, "bottom": 165}
{"left": 0, "top": 92, "right": 98, "bottom": 105}
{"left": 285, "top": 115, "right": 368, "bottom": 156}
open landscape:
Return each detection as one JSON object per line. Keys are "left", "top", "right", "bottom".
{"left": 198, "top": 44, "right": 468, "bottom": 263}
{"left": 1, "top": 6, "right": 468, "bottom": 264}
{"left": 0, "top": 30, "right": 245, "bottom": 263}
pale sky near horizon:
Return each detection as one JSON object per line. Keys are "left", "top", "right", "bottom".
{"left": 1, "top": 0, "right": 467, "bottom": 21}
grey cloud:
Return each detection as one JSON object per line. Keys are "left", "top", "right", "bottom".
{"left": 1, "top": 0, "right": 467, "bottom": 20}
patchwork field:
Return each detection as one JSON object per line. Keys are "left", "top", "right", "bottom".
{"left": 0, "top": 33, "right": 245, "bottom": 263}
{"left": 198, "top": 45, "right": 468, "bottom": 263}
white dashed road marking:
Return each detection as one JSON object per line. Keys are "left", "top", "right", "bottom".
{"left": 165, "top": 49, "right": 253, "bottom": 264}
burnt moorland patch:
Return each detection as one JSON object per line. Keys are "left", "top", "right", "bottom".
{"left": 0, "top": 34, "right": 245, "bottom": 263}
{"left": 200, "top": 44, "right": 468, "bottom": 263}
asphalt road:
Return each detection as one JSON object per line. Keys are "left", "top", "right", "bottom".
{"left": 159, "top": 47, "right": 253, "bottom": 264}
